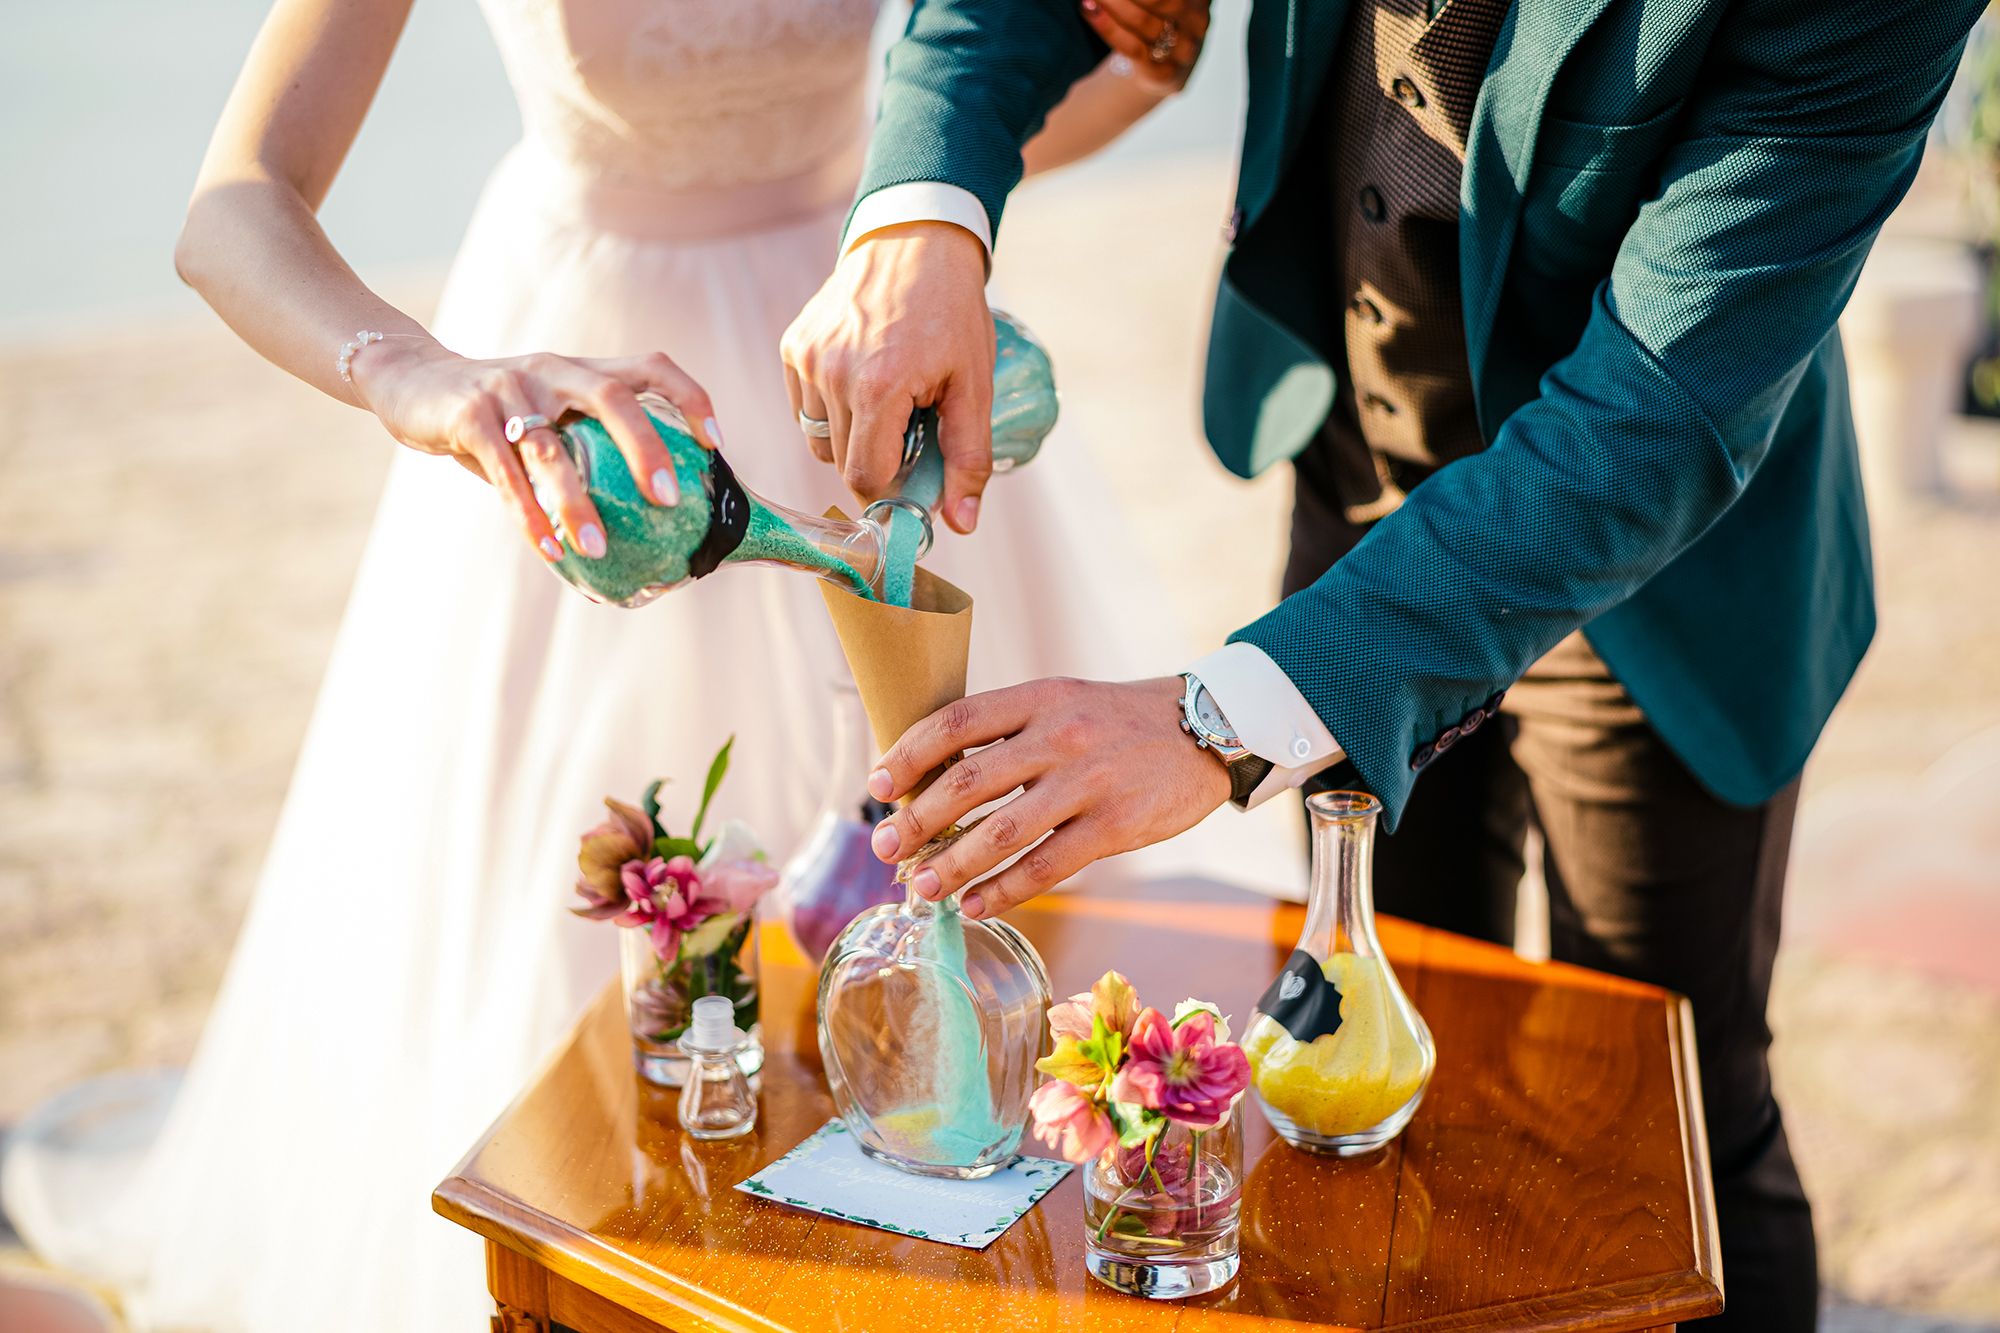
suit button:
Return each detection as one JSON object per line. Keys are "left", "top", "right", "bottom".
{"left": 1434, "top": 724, "right": 1463, "bottom": 754}
{"left": 1390, "top": 77, "right": 1424, "bottom": 108}
{"left": 1458, "top": 708, "right": 1483, "bottom": 735}
{"left": 1224, "top": 207, "right": 1245, "bottom": 244}
{"left": 1484, "top": 689, "right": 1507, "bottom": 717}
{"left": 1358, "top": 185, "right": 1387, "bottom": 222}
{"left": 1350, "top": 294, "right": 1384, "bottom": 325}
{"left": 1410, "top": 742, "right": 1436, "bottom": 771}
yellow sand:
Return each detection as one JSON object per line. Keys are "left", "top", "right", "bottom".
{"left": 1244, "top": 953, "right": 1427, "bottom": 1138}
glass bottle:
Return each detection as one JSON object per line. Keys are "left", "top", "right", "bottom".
{"left": 544, "top": 308, "right": 1057, "bottom": 609}
{"left": 1244, "top": 791, "right": 1435, "bottom": 1155}
{"left": 779, "top": 678, "right": 903, "bottom": 964}
{"left": 678, "top": 996, "right": 758, "bottom": 1140}
{"left": 817, "top": 881, "right": 1051, "bottom": 1179}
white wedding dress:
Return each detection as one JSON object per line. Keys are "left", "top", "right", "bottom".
{"left": 2, "top": 2, "right": 1294, "bottom": 1329}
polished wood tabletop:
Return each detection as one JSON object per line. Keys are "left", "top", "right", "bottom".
{"left": 435, "top": 875, "right": 1721, "bottom": 1332}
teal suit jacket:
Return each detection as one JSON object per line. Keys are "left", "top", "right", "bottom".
{"left": 856, "top": 0, "right": 1984, "bottom": 825}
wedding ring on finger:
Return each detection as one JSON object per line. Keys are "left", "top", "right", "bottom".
{"left": 504, "top": 413, "right": 553, "bottom": 444}
{"left": 798, "top": 410, "right": 833, "bottom": 439}
{"left": 1149, "top": 20, "right": 1179, "bottom": 63}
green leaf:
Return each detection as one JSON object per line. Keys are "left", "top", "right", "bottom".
{"left": 690, "top": 736, "right": 734, "bottom": 842}
{"left": 1107, "top": 1101, "right": 1163, "bottom": 1150}
{"left": 642, "top": 778, "right": 668, "bottom": 834}
{"left": 654, "top": 835, "right": 701, "bottom": 862}
{"left": 1079, "top": 1012, "right": 1126, "bottom": 1074}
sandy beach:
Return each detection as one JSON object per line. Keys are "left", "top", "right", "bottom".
{"left": 3, "top": 146, "right": 1999, "bottom": 1323}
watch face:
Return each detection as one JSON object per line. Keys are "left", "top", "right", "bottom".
{"left": 1190, "top": 684, "right": 1236, "bottom": 742}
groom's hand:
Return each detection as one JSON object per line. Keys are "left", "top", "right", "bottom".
{"left": 781, "top": 221, "right": 995, "bottom": 534}
{"left": 866, "top": 677, "right": 1233, "bottom": 919}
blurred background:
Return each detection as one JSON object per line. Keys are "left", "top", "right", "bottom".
{"left": 2, "top": 3, "right": 1997, "bottom": 1330}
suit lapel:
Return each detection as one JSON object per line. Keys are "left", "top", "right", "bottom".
{"left": 1239, "top": 0, "right": 1352, "bottom": 225}
{"left": 1459, "top": 0, "right": 1618, "bottom": 416}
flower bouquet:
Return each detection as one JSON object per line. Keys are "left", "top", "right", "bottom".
{"left": 571, "top": 739, "right": 778, "bottom": 1086}
{"left": 1028, "top": 971, "right": 1252, "bottom": 1299}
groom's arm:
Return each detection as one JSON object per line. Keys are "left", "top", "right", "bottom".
{"left": 847, "top": 0, "right": 1108, "bottom": 251}
{"left": 781, "top": 0, "right": 1105, "bottom": 532}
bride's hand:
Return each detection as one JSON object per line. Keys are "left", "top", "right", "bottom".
{"left": 349, "top": 337, "right": 722, "bottom": 562}
{"left": 1081, "top": 0, "right": 1209, "bottom": 91}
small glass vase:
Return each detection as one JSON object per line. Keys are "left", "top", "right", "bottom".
{"left": 1083, "top": 1107, "right": 1244, "bottom": 1299}
{"left": 779, "top": 678, "right": 903, "bottom": 964}
{"left": 1244, "top": 791, "right": 1435, "bottom": 1155}
{"left": 817, "top": 886, "right": 1050, "bottom": 1179}
{"left": 621, "top": 913, "right": 763, "bottom": 1088}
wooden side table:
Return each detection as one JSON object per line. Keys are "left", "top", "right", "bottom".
{"left": 436, "top": 876, "right": 1722, "bottom": 1331}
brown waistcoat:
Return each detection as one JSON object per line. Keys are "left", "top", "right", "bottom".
{"left": 1303, "top": 0, "right": 1512, "bottom": 524}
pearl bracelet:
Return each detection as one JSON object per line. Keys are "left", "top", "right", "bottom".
{"left": 336, "top": 330, "right": 426, "bottom": 386}
{"left": 336, "top": 330, "right": 385, "bottom": 385}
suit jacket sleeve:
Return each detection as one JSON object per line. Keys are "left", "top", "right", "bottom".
{"left": 851, "top": 0, "right": 1108, "bottom": 242}
{"left": 1231, "top": 0, "right": 1985, "bottom": 825}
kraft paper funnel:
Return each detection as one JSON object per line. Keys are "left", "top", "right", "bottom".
{"left": 818, "top": 565, "right": 973, "bottom": 800}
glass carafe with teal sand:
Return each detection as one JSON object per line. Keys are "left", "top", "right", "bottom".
{"left": 543, "top": 308, "right": 1057, "bottom": 609}
{"left": 817, "top": 874, "right": 1051, "bottom": 1179}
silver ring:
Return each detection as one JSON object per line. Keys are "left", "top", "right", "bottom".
{"left": 504, "top": 413, "right": 552, "bottom": 444}
{"left": 1149, "top": 21, "right": 1178, "bottom": 62}
{"left": 798, "top": 410, "right": 833, "bottom": 439}
{"left": 864, "top": 496, "right": 936, "bottom": 560}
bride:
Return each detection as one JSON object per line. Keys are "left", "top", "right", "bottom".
{"left": 3, "top": 0, "right": 1225, "bottom": 1329}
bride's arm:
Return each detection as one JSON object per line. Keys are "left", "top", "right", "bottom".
{"left": 173, "top": 0, "right": 719, "bottom": 562}
{"left": 174, "top": 0, "right": 429, "bottom": 405}
{"left": 1021, "top": 0, "right": 1208, "bottom": 176}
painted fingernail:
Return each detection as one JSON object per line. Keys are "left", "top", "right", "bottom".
{"left": 538, "top": 535, "right": 563, "bottom": 562}
{"left": 867, "top": 768, "right": 894, "bottom": 800}
{"left": 955, "top": 496, "right": 980, "bottom": 532}
{"left": 578, "top": 523, "right": 607, "bottom": 559}
{"left": 871, "top": 821, "right": 901, "bottom": 860}
{"left": 651, "top": 467, "right": 679, "bottom": 505}
{"left": 962, "top": 891, "right": 986, "bottom": 919}
{"left": 703, "top": 417, "right": 724, "bottom": 449}
{"left": 1081, "top": 0, "right": 1098, "bottom": 12}
{"left": 911, "top": 867, "right": 941, "bottom": 899}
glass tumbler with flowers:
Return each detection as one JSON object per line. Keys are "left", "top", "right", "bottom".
{"left": 570, "top": 739, "right": 778, "bottom": 1086}
{"left": 1028, "top": 971, "right": 1252, "bottom": 1300}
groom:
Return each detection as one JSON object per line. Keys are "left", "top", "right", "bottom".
{"left": 784, "top": 0, "right": 1983, "bottom": 1325}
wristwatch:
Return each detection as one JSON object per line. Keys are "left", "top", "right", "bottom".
{"left": 1178, "top": 672, "right": 1274, "bottom": 807}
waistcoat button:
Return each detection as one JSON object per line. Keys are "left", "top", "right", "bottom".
{"left": 1390, "top": 76, "right": 1424, "bottom": 108}
{"left": 1358, "top": 185, "right": 1387, "bottom": 222}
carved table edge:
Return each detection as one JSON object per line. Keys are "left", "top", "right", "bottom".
{"left": 434, "top": 1176, "right": 786, "bottom": 1333}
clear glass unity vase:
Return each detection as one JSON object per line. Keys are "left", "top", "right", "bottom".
{"left": 1244, "top": 792, "right": 1435, "bottom": 1155}
{"left": 817, "top": 882, "right": 1051, "bottom": 1179}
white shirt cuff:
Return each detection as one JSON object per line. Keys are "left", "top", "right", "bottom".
{"left": 841, "top": 183, "right": 994, "bottom": 260}
{"left": 1187, "top": 642, "right": 1345, "bottom": 810}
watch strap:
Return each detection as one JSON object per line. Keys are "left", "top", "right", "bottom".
{"left": 1228, "top": 753, "right": 1274, "bottom": 806}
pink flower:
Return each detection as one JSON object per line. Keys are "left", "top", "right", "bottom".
{"left": 1028, "top": 1080, "right": 1117, "bottom": 1164}
{"left": 571, "top": 798, "right": 657, "bottom": 918}
{"left": 1107, "top": 1008, "right": 1251, "bottom": 1128}
{"left": 1047, "top": 970, "right": 1140, "bottom": 1044}
{"left": 617, "top": 855, "right": 715, "bottom": 959}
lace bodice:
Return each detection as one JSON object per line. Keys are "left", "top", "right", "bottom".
{"left": 477, "top": 0, "right": 881, "bottom": 190}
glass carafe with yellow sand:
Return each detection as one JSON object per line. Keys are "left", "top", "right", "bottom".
{"left": 1245, "top": 791, "right": 1434, "bottom": 1155}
